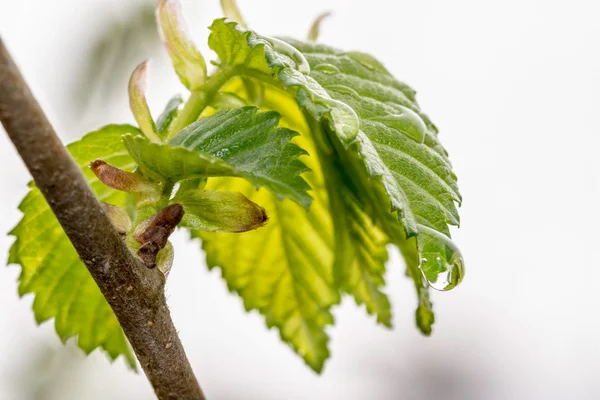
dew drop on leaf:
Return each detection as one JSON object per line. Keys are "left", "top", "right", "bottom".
{"left": 325, "top": 84, "right": 360, "bottom": 99}
{"left": 313, "top": 95, "right": 360, "bottom": 145}
{"left": 313, "top": 63, "right": 341, "bottom": 75}
{"left": 370, "top": 105, "right": 427, "bottom": 143}
{"left": 256, "top": 34, "right": 311, "bottom": 74}
{"left": 417, "top": 225, "right": 465, "bottom": 291}
{"left": 215, "top": 148, "right": 231, "bottom": 158}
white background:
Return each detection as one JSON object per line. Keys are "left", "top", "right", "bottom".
{"left": 1, "top": 0, "right": 599, "bottom": 399}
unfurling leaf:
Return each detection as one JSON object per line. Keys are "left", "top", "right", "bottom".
{"left": 156, "top": 0, "right": 207, "bottom": 90}
{"left": 177, "top": 190, "right": 267, "bottom": 232}
{"left": 128, "top": 61, "right": 161, "bottom": 143}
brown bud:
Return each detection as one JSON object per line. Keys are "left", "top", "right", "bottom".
{"left": 90, "top": 160, "right": 155, "bottom": 193}
{"left": 138, "top": 242, "right": 160, "bottom": 269}
{"left": 134, "top": 204, "right": 184, "bottom": 268}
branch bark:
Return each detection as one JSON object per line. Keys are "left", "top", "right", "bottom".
{"left": 0, "top": 38, "right": 205, "bottom": 400}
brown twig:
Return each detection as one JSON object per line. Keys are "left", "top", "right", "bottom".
{"left": 0, "top": 38, "right": 205, "bottom": 400}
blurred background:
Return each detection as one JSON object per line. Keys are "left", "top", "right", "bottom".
{"left": 1, "top": 0, "right": 600, "bottom": 399}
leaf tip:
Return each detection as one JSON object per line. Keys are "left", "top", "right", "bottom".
{"left": 156, "top": 0, "right": 207, "bottom": 90}
{"left": 220, "top": 0, "right": 247, "bottom": 28}
{"left": 128, "top": 61, "right": 160, "bottom": 143}
{"left": 307, "top": 11, "right": 332, "bottom": 42}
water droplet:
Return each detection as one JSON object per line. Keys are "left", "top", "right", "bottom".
{"left": 325, "top": 84, "right": 360, "bottom": 99}
{"left": 370, "top": 106, "right": 427, "bottom": 143}
{"left": 344, "top": 51, "right": 388, "bottom": 73}
{"left": 256, "top": 35, "right": 311, "bottom": 74}
{"left": 313, "top": 95, "right": 360, "bottom": 145}
{"left": 314, "top": 63, "right": 340, "bottom": 75}
{"left": 215, "top": 148, "right": 231, "bottom": 159}
{"left": 417, "top": 224, "right": 464, "bottom": 291}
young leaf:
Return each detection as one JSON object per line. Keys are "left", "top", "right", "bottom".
{"left": 170, "top": 107, "right": 312, "bottom": 208}
{"left": 177, "top": 189, "right": 267, "bottom": 232}
{"left": 8, "top": 125, "right": 140, "bottom": 369}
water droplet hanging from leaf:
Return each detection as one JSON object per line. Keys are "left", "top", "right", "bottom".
{"left": 417, "top": 225, "right": 465, "bottom": 291}
{"left": 369, "top": 106, "right": 428, "bottom": 143}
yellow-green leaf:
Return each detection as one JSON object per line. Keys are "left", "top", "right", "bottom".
{"left": 8, "top": 125, "right": 140, "bottom": 369}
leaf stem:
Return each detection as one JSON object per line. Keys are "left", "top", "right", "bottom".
{"left": 167, "top": 65, "right": 238, "bottom": 140}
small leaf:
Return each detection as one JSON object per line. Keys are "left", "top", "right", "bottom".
{"left": 9, "top": 125, "right": 140, "bottom": 369}
{"left": 177, "top": 190, "right": 267, "bottom": 232}
{"left": 128, "top": 61, "right": 161, "bottom": 143}
{"left": 170, "top": 107, "right": 312, "bottom": 208}
{"left": 156, "top": 0, "right": 207, "bottom": 90}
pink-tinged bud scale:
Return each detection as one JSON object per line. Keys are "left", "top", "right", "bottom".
{"left": 90, "top": 159, "right": 155, "bottom": 193}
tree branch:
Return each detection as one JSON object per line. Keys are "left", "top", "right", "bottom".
{"left": 0, "top": 38, "right": 205, "bottom": 400}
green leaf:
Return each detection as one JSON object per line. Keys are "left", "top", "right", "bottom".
{"left": 194, "top": 176, "right": 338, "bottom": 372}
{"left": 286, "top": 39, "right": 461, "bottom": 236}
{"left": 170, "top": 107, "right": 312, "bottom": 208}
{"left": 8, "top": 124, "right": 139, "bottom": 369}
{"left": 176, "top": 189, "right": 268, "bottom": 232}
{"left": 208, "top": 19, "right": 463, "bottom": 335}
